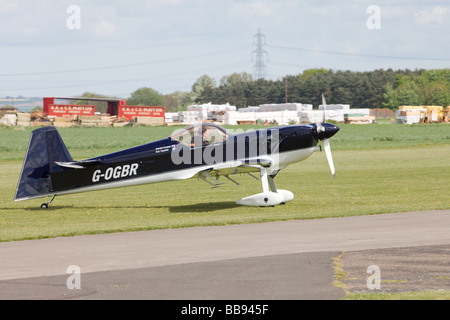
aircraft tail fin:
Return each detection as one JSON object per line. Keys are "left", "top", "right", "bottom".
{"left": 15, "top": 126, "right": 73, "bottom": 201}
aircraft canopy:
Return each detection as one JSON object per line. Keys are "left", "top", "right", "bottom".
{"left": 170, "top": 123, "right": 229, "bottom": 147}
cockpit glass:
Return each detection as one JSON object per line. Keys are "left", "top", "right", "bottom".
{"left": 170, "top": 123, "right": 229, "bottom": 147}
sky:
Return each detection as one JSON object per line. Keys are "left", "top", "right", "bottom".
{"left": 1, "top": 0, "right": 449, "bottom": 99}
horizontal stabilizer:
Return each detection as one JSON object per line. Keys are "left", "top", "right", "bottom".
{"left": 55, "top": 159, "right": 100, "bottom": 169}
{"left": 55, "top": 162, "right": 84, "bottom": 169}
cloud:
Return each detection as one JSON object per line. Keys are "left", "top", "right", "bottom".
{"left": 2, "top": 0, "right": 450, "bottom": 98}
{"left": 414, "top": 6, "right": 450, "bottom": 27}
{"left": 93, "top": 19, "right": 119, "bottom": 38}
{"left": 230, "top": 1, "right": 274, "bottom": 17}
{"left": 0, "top": 1, "right": 22, "bottom": 15}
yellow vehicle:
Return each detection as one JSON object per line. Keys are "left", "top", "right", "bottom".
{"left": 444, "top": 106, "right": 450, "bottom": 123}
{"left": 419, "top": 106, "right": 444, "bottom": 123}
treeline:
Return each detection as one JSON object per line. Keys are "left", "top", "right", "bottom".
{"left": 190, "top": 68, "right": 450, "bottom": 111}
{"left": 77, "top": 68, "right": 450, "bottom": 113}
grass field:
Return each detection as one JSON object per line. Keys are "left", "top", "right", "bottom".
{"left": 1, "top": 123, "right": 450, "bottom": 242}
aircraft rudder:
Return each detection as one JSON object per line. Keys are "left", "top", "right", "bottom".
{"left": 14, "top": 126, "right": 73, "bottom": 201}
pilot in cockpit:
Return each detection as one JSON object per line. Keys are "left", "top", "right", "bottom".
{"left": 172, "top": 124, "right": 226, "bottom": 147}
{"left": 201, "top": 126, "right": 210, "bottom": 145}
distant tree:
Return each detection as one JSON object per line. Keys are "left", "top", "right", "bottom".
{"left": 190, "top": 68, "right": 450, "bottom": 111}
{"left": 301, "top": 71, "right": 332, "bottom": 105}
{"left": 163, "top": 94, "right": 178, "bottom": 112}
{"left": 430, "top": 86, "right": 450, "bottom": 106}
{"left": 215, "top": 72, "right": 254, "bottom": 107}
{"left": 219, "top": 72, "right": 253, "bottom": 86}
{"left": 248, "top": 78, "right": 280, "bottom": 106}
{"left": 364, "top": 69, "right": 397, "bottom": 108}
{"left": 421, "top": 69, "right": 450, "bottom": 106}
{"left": 382, "top": 83, "right": 398, "bottom": 110}
{"left": 192, "top": 75, "right": 217, "bottom": 103}
{"left": 265, "top": 80, "right": 284, "bottom": 104}
{"left": 299, "top": 68, "right": 329, "bottom": 81}
{"left": 163, "top": 91, "right": 194, "bottom": 112}
{"left": 126, "top": 87, "right": 165, "bottom": 106}
{"left": 396, "top": 85, "right": 422, "bottom": 106}
{"left": 282, "top": 75, "right": 302, "bottom": 103}
{"left": 380, "top": 69, "right": 450, "bottom": 109}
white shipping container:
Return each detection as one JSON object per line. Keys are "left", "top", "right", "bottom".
{"left": 395, "top": 110, "right": 422, "bottom": 124}
{"left": 319, "top": 104, "right": 350, "bottom": 110}
{"left": 224, "top": 110, "right": 300, "bottom": 125}
{"left": 238, "top": 106, "right": 260, "bottom": 112}
{"left": 347, "top": 108, "right": 370, "bottom": 116}
{"left": 259, "top": 103, "right": 312, "bottom": 112}
{"left": 187, "top": 103, "right": 237, "bottom": 113}
{"left": 0, "top": 114, "right": 17, "bottom": 126}
{"left": 300, "top": 111, "right": 324, "bottom": 123}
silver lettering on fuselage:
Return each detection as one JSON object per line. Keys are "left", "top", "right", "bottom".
{"left": 92, "top": 163, "right": 139, "bottom": 183}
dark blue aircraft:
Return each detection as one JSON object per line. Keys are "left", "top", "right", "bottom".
{"left": 15, "top": 122, "right": 339, "bottom": 208}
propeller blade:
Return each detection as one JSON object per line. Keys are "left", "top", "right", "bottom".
{"left": 323, "top": 139, "right": 335, "bottom": 178}
{"left": 321, "top": 92, "right": 327, "bottom": 123}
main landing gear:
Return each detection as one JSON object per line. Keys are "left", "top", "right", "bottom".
{"left": 236, "top": 166, "right": 294, "bottom": 207}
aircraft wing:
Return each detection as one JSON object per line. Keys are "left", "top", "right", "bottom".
{"left": 193, "top": 158, "right": 273, "bottom": 187}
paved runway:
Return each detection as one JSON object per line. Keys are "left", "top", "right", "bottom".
{"left": 1, "top": 210, "right": 449, "bottom": 300}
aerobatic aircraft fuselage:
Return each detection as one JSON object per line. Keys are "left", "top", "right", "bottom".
{"left": 15, "top": 122, "right": 339, "bottom": 208}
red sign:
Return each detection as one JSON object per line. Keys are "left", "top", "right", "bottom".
{"left": 119, "top": 106, "right": 165, "bottom": 121}
{"left": 47, "top": 105, "right": 95, "bottom": 117}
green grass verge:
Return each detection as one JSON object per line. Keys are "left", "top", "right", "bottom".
{"left": 344, "top": 291, "right": 450, "bottom": 300}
